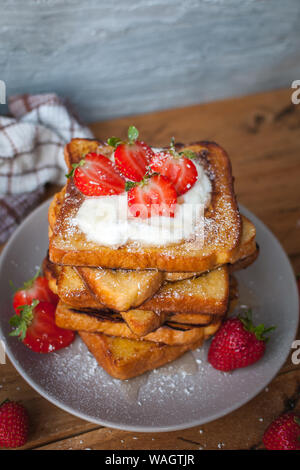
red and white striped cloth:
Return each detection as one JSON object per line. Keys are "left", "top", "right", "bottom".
{"left": 0, "top": 93, "right": 93, "bottom": 243}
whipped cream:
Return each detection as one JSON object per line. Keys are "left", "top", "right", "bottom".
{"left": 73, "top": 155, "right": 211, "bottom": 247}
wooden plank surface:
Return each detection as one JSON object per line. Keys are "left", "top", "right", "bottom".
{"left": 1, "top": 88, "right": 299, "bottom": 450}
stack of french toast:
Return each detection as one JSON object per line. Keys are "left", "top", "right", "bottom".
{"left": 45, "top": 136, "right": 258, "bottom": 380}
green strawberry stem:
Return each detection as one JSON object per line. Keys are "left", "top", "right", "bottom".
{"left": 107, "top": 125, "right": 139, "bottom": 149}
{"left": 10, "top": 269, "right": 41, "bottom": 293}
{"left": 127, "top": 125, "right": 139, "bottom": 144}
{"left": 21, "top": 268, "right": 41, "bottom": 291}
{"left": 169, "top": 137, "right": 197, "bottom": 160}
{"left": 0, "top": 398, "right": 10, "bottom": 408}
{"left": 125, "top": 171, "right": 159, "bottom": 192}
{"left": 239, "top": 309, "right": 276, "bottom": 342}
{"left": 107, "top": 136, "right": 123, "bottom": 148}
{"left": 9, "top": 299, "right": 39, "bottom": 341}
{"left": 65, "top": 158, "right": 86, "bottom": 179}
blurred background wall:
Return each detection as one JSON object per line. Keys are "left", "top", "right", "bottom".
{"left": 1, "top": 0, "right": 300, "bottom": 122}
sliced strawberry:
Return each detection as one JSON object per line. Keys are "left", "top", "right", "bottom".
{"left": 10, "top": 300, "right": 75, "bottom": 353}
{"left": 127, "top": 174, "right": 177, "bottom": 218}
{"left": 150, "top": 150, "right": 198, "bottom": 196}
{"left": 108, "top": 126, "right": 154, "bottom": 182}
{"left": 114, "top": 141, "right": 154, "bottom": 182}
{"left": 68, "top": 153, "right": 125, "bottom": 196}
{"left": 12, "top": 271, "right": 58, "bottom": 313}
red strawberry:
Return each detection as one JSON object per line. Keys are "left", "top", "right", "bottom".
{"left": 9, "top": 300, "right": 75, "bottom": 353}
{"left": 263, "top": 412, "right": 300, "bottom": 450}
{"left": 150, "top": 139, "right": 198, "bottom": 196}
{"left": 108, "top": 126, "right": 154, "bottom": 182}
{"left": 208, "top": 311, "right": 275, "bottom": 371}
{"left": 0, "top": 400, "right": 29, "bottom": 448}
{"left": 12, "top": 270, "right": 58, "bottom": 313}
{"left": 127, "top": 174, "right": 177, "bottom": 218}
{"left": 68, "top": 153, "right": 125, "bottom": 196}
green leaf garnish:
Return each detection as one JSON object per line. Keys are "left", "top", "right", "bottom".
{"left": 125, "top": 181, "right": 137, "bottom": 192}
{"left": 9, "top": 299, "right": 39, "bottom": 341}
{"left": 21, "top": 268, "right": 40, "bottom": 291}
{"left": 128, "top": 126, "right": 139, "bottom": 143}
{"left": 10, "top": 269, "right": 41, "bottom": 294}
{"left": 65, "top": 158, "right": 86, "bottom": 178}
{"left": 169, "top": 137, "right": 176, "bottom": 155}
{"left": 179, "top": 150, "right": 197, "bottom": 160}
{"left": 168, "top": 138, "right": 197, "bottom": 160}
{"left": 239, "top": 309, "right": 276, "bottom": 342}
{"left": 107, "top": 137, "right": 123, "bottom": 148}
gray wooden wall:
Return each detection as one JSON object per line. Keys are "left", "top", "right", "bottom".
{"left": 1, "top": 0, "right": 300, "bottom": 122}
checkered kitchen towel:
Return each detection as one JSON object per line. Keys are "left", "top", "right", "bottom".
{"left": 0, "top": 93, "right": 93, "bottom": 243}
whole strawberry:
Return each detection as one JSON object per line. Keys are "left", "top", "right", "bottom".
{"left": 263, "top": 412, "right": 300, "bottom": 450}
{"left": 208, "top": 310, "right": 275, "bottom": 371}
{"left": 0, "top": 400, "right": 29, "bottom": 448}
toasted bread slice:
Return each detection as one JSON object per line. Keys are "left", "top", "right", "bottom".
{"left": 78, "top": 332, "right": 204, "bottom": 379}
{"left": 48, "top": 187, "right": 256, "bottom": 278}
{"left": 56, "top": 301, "right": 222, "bottom": 345}
{"left": 42, "top": 255, "right": 60, "bottom": 295}
{"left": 44, "top": 258, "right": 167, "bottom": 335}
{"left": 140, "top": 266, "right": 229, "bottom": 316}
{"left": 164, "top": 216, "right": 257, "bottom": 281}
{"left": 49, "top": 139, "right": 242, "bottom": 271}
{"left": 77, "top": 266, "right": 164, "bottom": 311}
{"left": 58, "top": 266, "right": 105, "bottom": 309}
{"left": 229, "top": 243, "right": 259, "bottom": 272}
{"left": 48, "top": 187, "right": 66, "bottom": 239}
{"left": 44, "top": 253, "right": 230, "bottom": 314}
{"left": 48, "top": 182, "right": 254, "bottom": 278}
{"left": 120, "top": 309, "right": 170, "bottom": 337}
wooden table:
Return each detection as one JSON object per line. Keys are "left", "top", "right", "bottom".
{"left": 1, "top": 88, "right": 299, "bottom": 450}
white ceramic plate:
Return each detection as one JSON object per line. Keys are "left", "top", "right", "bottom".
{"left": 0, "top": 201, "right": 298, "bottom": 432}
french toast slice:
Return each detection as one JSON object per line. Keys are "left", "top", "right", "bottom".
{"left": 49, "top": 139, "right": 242, "bottom": 271}
{"left": 78, "top": 332, "right": 204, "bottom": 379}
{"left": 44, "top": 254, "right": 230, "bottom": 314}
{"left": 77, "top": 267, "right": 164, "bottom": 311}
{"left": 42, "top": 256, "right": 60, "bottom": 295}
{"left": 169, "top": 275, "right": 238, "bottom": 324}
{"left": 58, "top": 266, "right": 105, "bottom": 309}
{"left": 164, "top": 216, "right": 257, "bottom": 281}
{"left": 120, "top": 309, "right": 170, "bottom": 337}
{"left": 56, "top": 301, "right": 223, "bottom": 346}
{"left": 44, "top": 245, "right": 254, "bottom": 336}
{"left": 48, "top": 185, "right": 256, "bottom": 279}
{"left": 139, "top": 266, "right": 229, "bottom": 316}
{"left": 45, "top": 254, "right": 164, "bottom": 313}
{"left": 44, "top": 257, "right": 167, "bottom": 335}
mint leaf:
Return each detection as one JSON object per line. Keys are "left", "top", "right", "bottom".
{"left": 125, "top": 181, "right": 137, "bottom": 191}
{"left": 180, "top": 150, "right": 197, "bottom": 160}
{"left": 128, "top": 126, "right": 139, "bottom": 143}
{"left": 107, "top": 137, "right": 122, "bottom": 148}
{"left": 65, "top": 159, "right": 86, "bottom": 178}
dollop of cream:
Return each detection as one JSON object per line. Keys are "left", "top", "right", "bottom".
{"left": 73, "top": 157, "right": 211, "bottom": 247}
